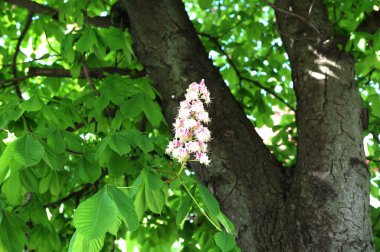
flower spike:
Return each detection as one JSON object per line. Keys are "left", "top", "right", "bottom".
{"left": 166, "top": 79, "right": 211, "bottom": 166}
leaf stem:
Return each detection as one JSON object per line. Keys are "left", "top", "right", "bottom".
{"left": 180, "top": 178, "right": 222, "bottom": 231}
{"left": 177, "top": 162, "right": 186, "bottom": 177}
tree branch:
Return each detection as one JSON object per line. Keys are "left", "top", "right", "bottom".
{"left": 12, "top": 11, "right": 34, "bottom": 99}
{"left": 82, "top": 62, "right": 101, "bottom": 97}
{"left": 27, "top": 66, "right": 144, "bottom": 79}
{"left": 44, "top": 170, "right": 107, "bottom": 208}
{"left": 198, "top": 32, "right": 296, "bottom": 111}
{"left": 4, "top": 0, "right": 112, "bottom": 28}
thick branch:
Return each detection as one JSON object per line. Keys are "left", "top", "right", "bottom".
{"left": 4, "top": 0, "right": 112, "bottom": 28}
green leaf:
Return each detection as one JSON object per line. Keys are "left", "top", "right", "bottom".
{"left": 121, "top": 93, "right": 144, "bottom": 119}
{"left": 73, "top": 187, "right": 118, "bottom": 239}
{"left": 20, "top": 168, "right": 39, "bottom": 193}
{"left": 62, "top": 33, "right": 75, "bottom": 64}
{"left": 0, "top": 143, "right": 12, "bottom": 183}
{"left": 2, "top": 171, "right": 24, "bottom": 205}
{"left": 0, "top": 211, "right": 28, "bottom": 252}
{"left": 108, "top": 151, "right": 127, "bottom": 178}
{"left": 145, "top": 187, "right": 165, "bottom": 214}
{"left": 109, "top": 133, "right": 131, "bottom": 155}
{"left": 42, "top": 144, "right": 64, "bottom": 170}
{"left": 176, "top": 193, "right": 192, "bottom": 227}
{"left": 70, "top": 64, "right": 82, "bottom": 79}
{"left": 77, "top": 153, "right": 101, "bottom": 183}
{"left": 47, "top": 130, "right": 66, "bottom": 154}
{"left": 143, "top": 168, "right": 163, "bottom": 191}
{"left": 99, "top": 27, "right": 126, "bottom": 50}
{"left": 19, "top": 96, "right": 44, "bottom": 112}
{"left": 369, "top": 95, "right": 380, "bottom": 118}
{"left": 49, "top": 171, "right": 62, "bottom": 196}
{"left": 124, "top": 130, "right": 154, "bottom": 153}
{"left": 12, "top": 135, "right": 45, "bottom": 168}
{"left": 136, "top": 135, "right": 154, "bottom": 153}
{"left": 198, "top": 184, "right": 221, "bottom": 218}
{"left": 142, "top": 98, "right": 162, "bottom": 127}
{"left": 39, "top": 171, "right": 52, "bottom": 194}
{"left": 198, "top": 0, "right": 213, "bottom": 10}
{"left": 76, "top": 27, "right": 97, "bottom": 52}
{"left": 214, "top": 231, "right": 236, "bottom": 252}
{"left": 217, "top": 213, "right": 236, "bottom": 236}
{"left": 107, "top": 186, "right": 139, "bottom": 232}
{"left": 134, "top": 185, "right": 146, "bottom": 220}
{"left": 68, "top": 231, "right": 105, "bottom": 252}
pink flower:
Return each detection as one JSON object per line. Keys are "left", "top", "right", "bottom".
{"left": 166, "top": 80, "right": 212, "bottom": 165}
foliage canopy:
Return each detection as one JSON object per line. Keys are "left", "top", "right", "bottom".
{"left": 0, "top": 0, "right": 379, "bottom": 251}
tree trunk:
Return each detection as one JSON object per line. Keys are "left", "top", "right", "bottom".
{"left": 275, "top": 0, "right": 373, "bottom": 250}
{"left": 124, "top": 0, "right": 374, "bottom": 251}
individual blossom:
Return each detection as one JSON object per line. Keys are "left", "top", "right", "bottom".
{"left": 166, "top": 79, "right": 211, "bottom": 166}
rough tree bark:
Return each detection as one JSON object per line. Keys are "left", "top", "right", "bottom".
{"left": 123, "top": 0, "right": 373, "bottom": 251}
{"left": 275, "top": 0, "right": 373, "bottom": 251}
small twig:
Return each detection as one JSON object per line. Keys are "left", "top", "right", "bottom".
{"left": 198, "top": 32, "right": 296, "bottom": 111}
{"left": 44, "top": 170, "right": 107, "bottom": 208}
{"left": 163, "top": 162, "right": 186, "bottom": 183}
{"left": 263, "top": 0, "right": 321, "bottom": 35}
{"left": 155, "top": 169, "right": 177, "bottom": 175}
{"left": 217, "top": 19, "right": 244, "bottom": 38}
{"left": 65, "top": 148, "right": 84, "bottom": 155}
{"left": 82, "top": 57, "right": 115, "bottom": 118}
{"left": 357, "top": 69, "right": 375, "bottom": 86}
{"left": 12, "top": 11, "right": 34, "bottom": 99}
{"left": 82, "top": 62, "right": 101, "bottom": 96}
{"left": 43, "top": 28, "right": 60, "bottom": 55}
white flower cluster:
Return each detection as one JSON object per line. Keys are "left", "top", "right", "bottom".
{"left": 166, "top": 79, "right": 211, "bottom": 165}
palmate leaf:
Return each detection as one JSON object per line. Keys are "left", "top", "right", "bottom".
{"left": 145, "top": 187, "right": 165, "bottom": 214}
{"left": 198, "top": 184, "right": 221, "bottom": 218}
{"left": 68, "top": 231, "right": 105, "bottom": 252}
{"left": 107, "top": 186, "right": 139, "bottom": 232}
{"left": 0, "top": 142, "right": 12, "bottom": 183}
{"left": 73, "top": 188, "right": 118, "bottom": 240}
{"left": 142, "top": 96, "right": 162, "bottom": 127}
{"left": 12, "top": 134, "right": 45, "bottom": 168}
{"left": 108, "top": 133, "right": 131, "bottom": 155}
{"left": 214, "top": 231, "right": 236, "bottom": 252}
{"left": 176, "top": 193, "right": 192, "bottom": 227}
{"left": 217, "top": 212, "right": 236, "bottom": 236}
{"left": 0, "top": 211, "right": 28, "bottom": 252}
{"left": 142, "top": 168, "right": 163, "bottom": 191}
{"left": 134, "top": 184, "right": 146, "bottom": 220}
{"left": 2, "top": 171, "right": 24, "bottom": 206}
{"left": 76, "top": 26, "right": 97, "bottom": 52}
